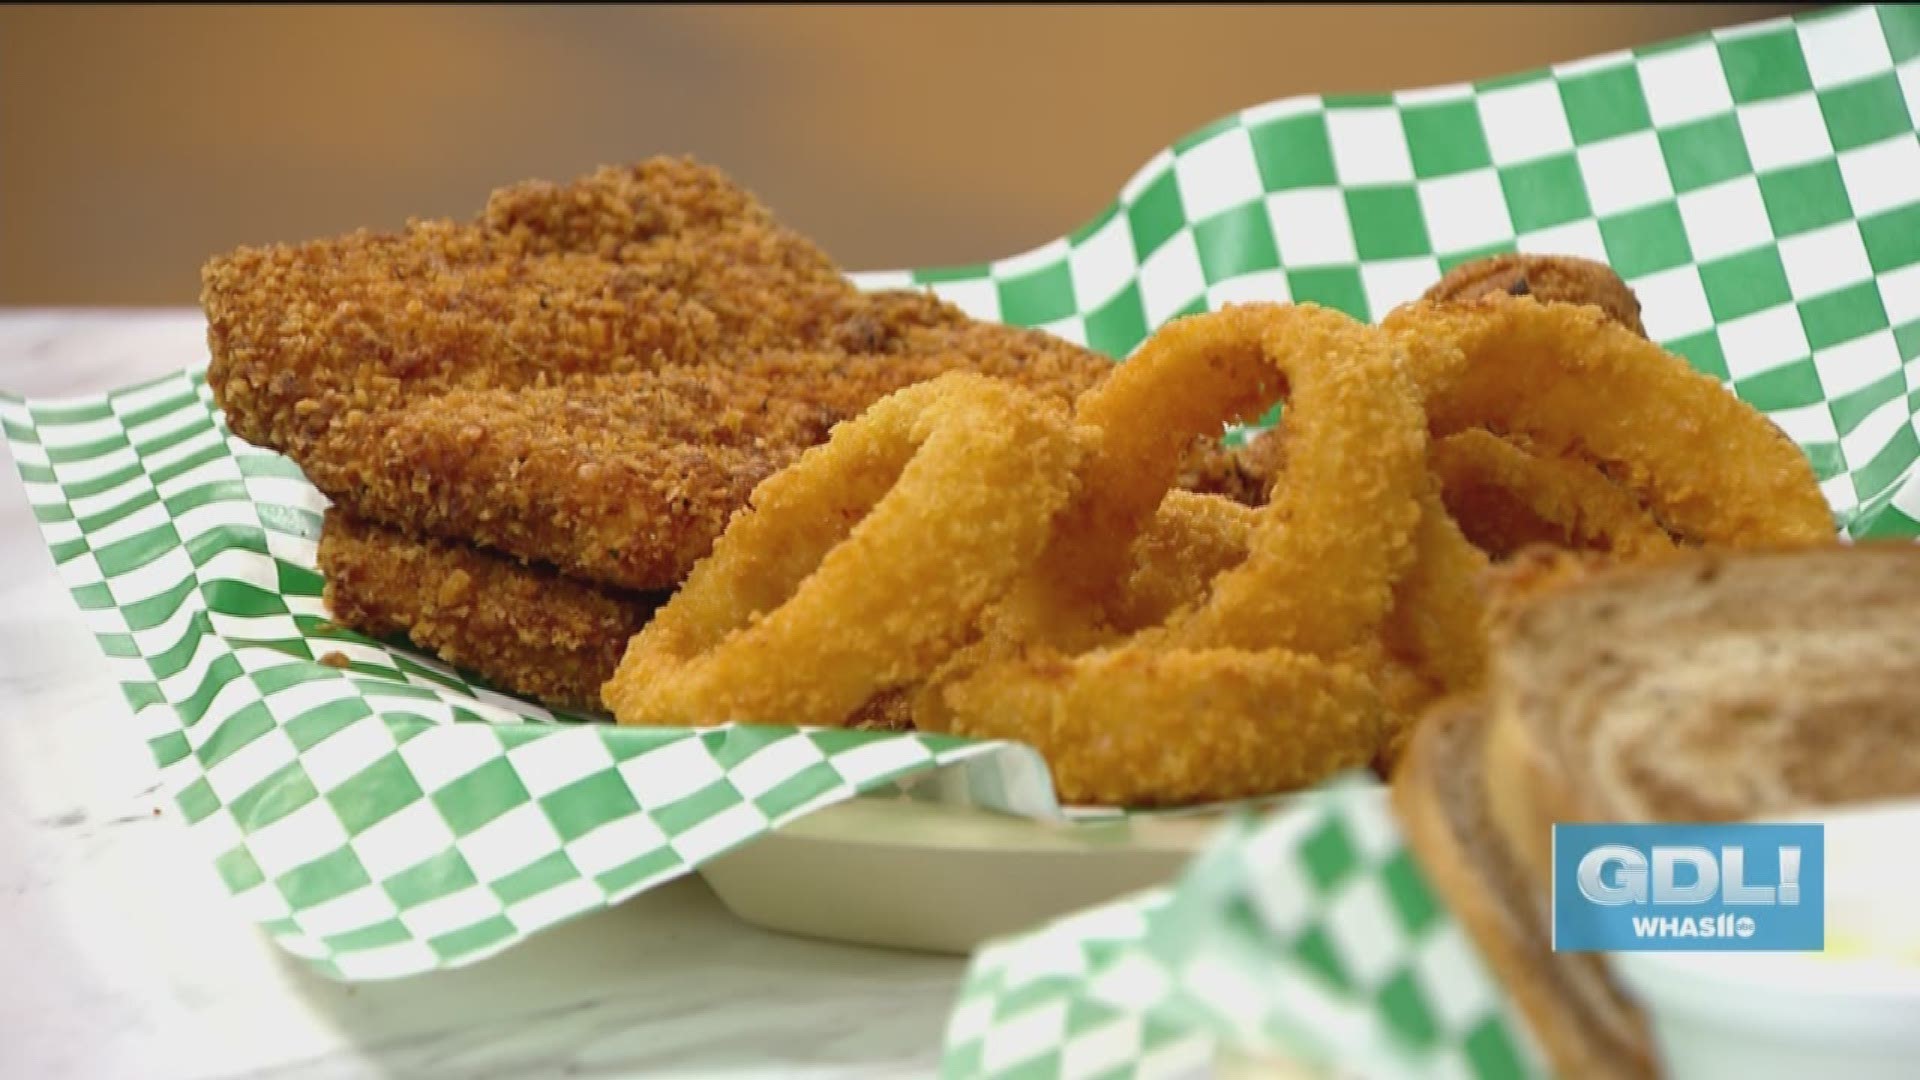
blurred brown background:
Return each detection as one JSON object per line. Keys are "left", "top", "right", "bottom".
{"left": 0, "top": 4, "right": 1810, "bottom": 306}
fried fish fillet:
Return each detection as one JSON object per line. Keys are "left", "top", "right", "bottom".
{"left": 317, "top": 508, "right": 667, "bottom": 712}
{"left": 297, "top": 329, "right": 1112, "bottom": 591}
{"left": 208, "top": 158, "right": 1264, "bottom": 591}
{"left": 205, "top": 158, "right": 868, "bottom": 455}
{"left": 206, "top": 161, "right": 1101, "bottom": 589}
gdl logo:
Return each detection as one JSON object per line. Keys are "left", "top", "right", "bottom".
{"left": 1551, "top": 823, "right": 1824, "bottom": 952}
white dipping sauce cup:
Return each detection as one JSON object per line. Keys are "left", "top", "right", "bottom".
{"left": 1608, "top": 801, "right": 1920, "bottom": 1080}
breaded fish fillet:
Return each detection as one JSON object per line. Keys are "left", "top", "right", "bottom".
{"left": 298, "top": 327, "right": 1112, "bottom": 590}
{"left": 317, "top": 508, "right": 666, "bottom": 712}
{"left": 205, "top": 159, "right": 870, "bottom": 454}
{"left": 320, "top": 509, "right": 937, "bottom": 729}
{"left": 215, "top": 158, "right": 1265, "bottom": 595}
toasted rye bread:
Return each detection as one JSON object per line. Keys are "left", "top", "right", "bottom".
{"left": 1483, "top": 543, "right": 1920, "bottom": 893}
{"left": 1397, "top": 544, "right": 1920, "bottom": 1077}
{"left": 1394, "top": 699, "right": 1655, "bottom": 1079}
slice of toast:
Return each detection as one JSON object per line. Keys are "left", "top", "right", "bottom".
{"left": 1396, "top": 544, "right": 1920, "bottom": 1077}
{"left": 1394, "top": 699, "right": 1656, "bottom": 1079}
{"left": 1483, "top": 544, "right": 1920, "bottom": 892}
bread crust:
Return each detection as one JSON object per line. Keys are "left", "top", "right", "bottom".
{"left": 1395, "top": 699, "right": 1655, "bottom": 1079}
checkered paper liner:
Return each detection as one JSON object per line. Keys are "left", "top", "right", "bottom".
{"left": 2, "top": 2, "right": 1917, "bottom": 989}
{"left": 942, "top": 784, "right": 1543, "bottom": 1080}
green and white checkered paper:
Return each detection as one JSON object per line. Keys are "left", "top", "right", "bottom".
{"left": 2, "top": 0, "right": 1916, "bottom": 1027}
{"left": 942, "top": 783, "right": 1542, "bottom": 1079}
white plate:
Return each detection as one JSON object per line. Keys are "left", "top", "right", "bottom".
{"left": 698, "top": 798, "right": 1228, "bottom": 955}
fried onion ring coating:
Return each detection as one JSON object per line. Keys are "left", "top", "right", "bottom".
{"left": 933, "top": 647, "right": 1384, "bottom": 808}
{"left": 1013, "top": 304, "right": 1289, "bottom": 626}
{"left": 604, "top": 372, "right": 1081, "bottom": 727}
{"left": 1152, "top": 308, "right": 1428, "bottom": 656}
{"left": 1006, "top": 302, "right": 1428, "bottom": 655}
{"left": 1373, "top": 485, "right": 1493, "bottom": 769}
{"left": 1388, "top": 295, "right": 1834, "bottom": 548}
{"left": 1112, "top": 490, "right": 1257, "bottom": 631}
{"left": 1432, "top": 428, "right": 1677, "bottom": 560}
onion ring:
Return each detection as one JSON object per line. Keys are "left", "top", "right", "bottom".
{"left": 604, "top": 372, "right": 1081, "bottom": 727}
{"left": 1007, "top": 304, "right": 1290, "bottom": 628}
{"left": 1387, "top": 295, "right": 1834, "bottom": 548}
{"left": 1385, "top": 486, "right": 1492, "bottom": 693}
{"left": 1372, "top": 484, "right": 1493, "bottom": 771}
{"left": 1112, "top": 490, "right": 1257, "bottom": 631}
{"left": 917, "top": 304, "right": 1430, "bottom": 805}
{"left": 1152, "top": 310, "right": 1427, "bottom": 656}
{"left": 1432, "top": 428, "right": 1677, "bottom": 560}
{"left": 933, "top": 647, "right": 1384, "bottom": 808}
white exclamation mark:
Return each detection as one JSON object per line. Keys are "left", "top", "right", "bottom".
{"left": 1779, "top": 846, "right": 1801, "bottom": 906}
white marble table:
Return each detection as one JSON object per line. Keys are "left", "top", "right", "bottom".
{"left": 0, "top": 313, "right": 962, "bottom": 1079}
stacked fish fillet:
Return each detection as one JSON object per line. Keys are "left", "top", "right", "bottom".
{"left": 203, "top": 158, "right": 1241, "bottom": 714}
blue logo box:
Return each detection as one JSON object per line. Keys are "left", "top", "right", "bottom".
{"left": 1552, "top": 823, "right": 1824, "bottom": 952}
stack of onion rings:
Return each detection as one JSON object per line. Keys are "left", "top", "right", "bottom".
{"left": 607, "top": 262, "right": 1838, "bottom": 807}
{"left": 913, "top": 303, "right": 1432, "bottom": 805}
